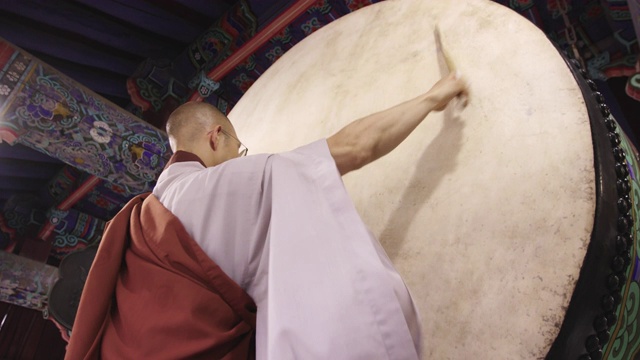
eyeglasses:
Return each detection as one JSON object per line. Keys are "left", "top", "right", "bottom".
{"left": 208, "top": 128, "right": 248, "bottom": 157}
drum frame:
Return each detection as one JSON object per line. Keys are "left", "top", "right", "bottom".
{"left": 548, "top": 54, "right": 638, "bottom": 360}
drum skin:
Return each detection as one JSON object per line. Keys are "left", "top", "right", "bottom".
{"left": 229, "top": 0, "right": 639, "bottom": 358}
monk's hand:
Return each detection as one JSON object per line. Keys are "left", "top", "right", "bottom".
{"left": 427, "top": 72, "right": 469, "bottom": 112}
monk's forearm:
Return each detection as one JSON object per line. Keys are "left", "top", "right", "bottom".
{"left": 365, "top": 93, "right": 437, "bottom": 160}
{"left": 327, "top": 73, "right": 467, "bottom": 175}
{"left": 328, "top": 93, "right": 437, "bottom": 175}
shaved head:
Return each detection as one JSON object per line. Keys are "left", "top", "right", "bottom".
{"left": 166, "top": 102, "right": 231, "bottom": 152}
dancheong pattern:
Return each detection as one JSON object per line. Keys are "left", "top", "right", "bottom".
{"left": 0, "top": 39, "right": 171, "bottom": 195}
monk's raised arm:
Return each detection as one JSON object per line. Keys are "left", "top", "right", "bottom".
{"left": 326, "top": 72, "right": 468, "bottom": 176}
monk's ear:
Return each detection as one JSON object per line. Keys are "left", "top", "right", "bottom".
{"left": 208, "top": 125, "right": 223, "bottom": 151}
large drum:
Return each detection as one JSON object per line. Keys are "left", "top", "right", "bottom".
{"left": 229, "top": 0, "right": 640, "bottom": 359}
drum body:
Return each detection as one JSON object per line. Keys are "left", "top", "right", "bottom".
{"left": 228, "top": 0, "right": 640, "bottom": 358}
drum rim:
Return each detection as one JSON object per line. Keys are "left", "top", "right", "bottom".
{"left": 47, "top": 245, "right": 98, "bottom": 331}
{"left": 548, "top": 53, "right": 635, "bottom": 360}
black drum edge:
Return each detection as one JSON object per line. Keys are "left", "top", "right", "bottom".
{"left": 546, "top": 54, "right": 635, "bottom": 360}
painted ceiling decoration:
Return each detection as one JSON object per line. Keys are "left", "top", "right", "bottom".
{"left": 0, "top": 39, "right": 171, "bottom": 194}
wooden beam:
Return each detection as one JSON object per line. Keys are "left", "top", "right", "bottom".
{"left": 188, "top": 0, "right": 317, "bottom": 102}
{"left": 72, "top": 0, "right": 204, "bottom": 43}
{"left": 0, "top": 14, "right": 139, "bottom": 76}
{"left": 0, "top": 1, "right": 186, "bottom": 58}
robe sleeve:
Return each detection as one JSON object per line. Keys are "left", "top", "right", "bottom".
{"left": 251, "top": 139, "right": 421, "bottom": 360}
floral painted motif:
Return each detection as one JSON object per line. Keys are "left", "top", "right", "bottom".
{"left": 301, "top": 17, "right": 322, "bottom": 35}
{"left": 0, "top": 84, "right": 10, "bottom": 96}
{"left": 265, "top": 46, "right": 284, "bottom": 63}
{"left": 6, "top": 71, "right": 19, "bottom": 82}
{"left": 232, "top": 73, "right": 255, "bottom": 92}
{"left": 89, "top": 121, "right": 113, "bottom": 144}
{"left": 272, "top": 27, "right": 292, "bottom": 43}
{"left": 14, "top": 61, "right": 25, "bottom": 71}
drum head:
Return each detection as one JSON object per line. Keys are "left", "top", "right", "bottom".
{"left": 229, "top": 0, "right": 594, "bottom": 358}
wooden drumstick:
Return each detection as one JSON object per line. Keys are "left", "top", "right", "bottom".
{"left": 434, "top": 25, "right": 456, "bottom": 73}
{"left": 434, "top": 25, "right": 468, "bottom": 108}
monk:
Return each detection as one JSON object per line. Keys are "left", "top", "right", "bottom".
{"left": 65, "top": 72, "right": 468, "bottom": 360}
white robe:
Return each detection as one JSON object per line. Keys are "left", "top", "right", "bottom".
{"left": 153, "top": 139, "right": 421, "bottom": 359}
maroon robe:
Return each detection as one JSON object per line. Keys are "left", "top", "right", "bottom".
{"left": 64, "top": 193, "right": 256, "bottom": 360}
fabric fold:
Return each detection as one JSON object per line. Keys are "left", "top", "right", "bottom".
{"left": 65, "top": 194, "right": 256, "bottom": 360}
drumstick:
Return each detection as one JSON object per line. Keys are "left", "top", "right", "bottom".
{"left": 434, "top": 25, "right": 456, "bottom": 73}
{"left": 434, "top": 25, "right": 468, "bottom": 108}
